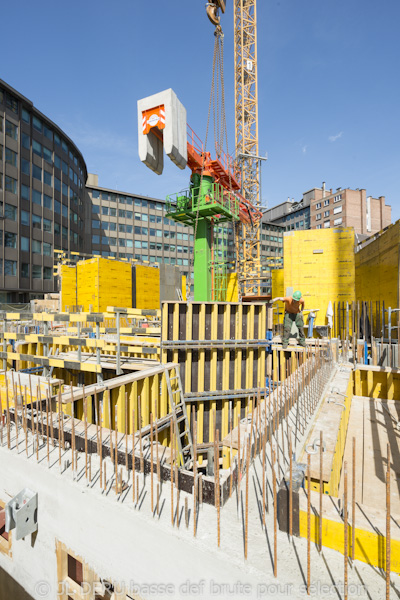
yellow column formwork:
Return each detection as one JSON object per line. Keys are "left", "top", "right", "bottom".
{"left": 283, "top": 228, "right": 356, "bottom": 330}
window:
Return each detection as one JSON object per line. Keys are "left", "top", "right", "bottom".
{"left": 6, "top": 93, "right": 18, "bottom": 113}
{"left": 54, "top": 154, "right": 61, "bottom": 169}
{"left": 324, "top": 210, "right": 329, "bottom": 217}
{"left": 22, "top": 108, "right": 30, "bottom": 123}
{"left": 43, "top": 218, "right": 52, "bottom": 232}
{"left": 5, "top": 204, "right": 16, "bottom": 220}
{"left": 62, "top": 182, "right": 68, "bottom": 196}
{"left": 21, "top": 210, "right": 30, "bottom": 226}
{"left": 43, "top": 242, "right": 52, "bottom": 256}
{"left": 44, "top": 194, "right": 52, "bottom": 209}
{"left": 43, "top": 267, "right": 52, "bottom": 279}
{"left": 324, "top": 221, "right": 330, "bottom": 228}
{"left": 126, "top": 239, "right": 133, "bottom": 248}
{"left": 5, "top": 232, "right": 16, "bottom": 248}
{"left": 91, "top": 189, "right": 100, "bottom": 199}
{"left": 32, "top": 240, "right": 41, "bottom": 253}
{"left": 21, "top": 237, "right": 30, "bottom": 252}
{"left": 21, "top": 184, "right": 29, "bottom": 200}
{"left": 324, "top": 199, "right": 329, "bottom": 206}
{"left": 32, "top": 215, "right": 41, "bottom": 229}
{"left": 334, "top": 217, "right": 343, "bottom": 226}
{"left": 92, "top": 235, "right": 100, "bottom": 244}
{"left": 43, "top": 147, "right": 52, "bottom": 164}
{"left": 21, "top": 158, "right": 30, "bottom": 175}
{"left": 101, "top": 191, "right": 109, "bottom": 201}
{"left": 5, "top": 120, "right": 18, "bottom": 141}
{"left": 102, "top": 207, "right": 109, "bottom": 216}
{"left": 21, "top": 263, "right": 29, "bottom": 278}
{"left": 315, "top": 202, "right": 321, "bottom": 210}
{"left": 5, "top": 176, "right": 17, "bottom": 194}
{"left": 316, "top": 224, "right": 322, "bottom": 230}
{"left": 32, "top": 116, "right": 42, "bottom": 132}
{"left": 334, "top": 194, "right": 342, "bottom": 203}
{"left": 333, "top": 206, "right": 342, "bottom": 215}
{"left": 32, "top": 265, "right": 42, "bottom": 278}
{"left": 32, "top": 140, "right": 42, "bottom": 156}
{"left": 54, "top": 222, "right": 60, "bottom": 234}
{"left": 32, "top": 190, "right": 42, "bottom": 205}
{"left": 69, "top": 167, "right": 74, "bottom": 180}
{"left": 32, "top": 165, "right": 42, "bottom": 181}
{"left": 92, "top": 205, "right": 100, "bottom": 214}
{"left": 54, "top": 133, "right": 61, "bottom": 146}
{"left": 92, "top": 219, "right": 100, "bottom": 228}
{"left": 43, "top": 125, "right": 53, "bottom": 141}
{"left": 4, "top": 260, "right": 17, "bottom": 276}
{"left": 62, "top": 205, "right": 68, "bottom": 218}
{"left": 5, "top": 148, "right": 17, "bottom": 167}
{"left": 109, "top": 208, "right": 116, "bottom": 217}
{"left": 61, "top": 160, "right": 68, "bottom": 175}
{"left": 54, "top": 200, "right": 61, "bottom": 214}
{"left": 54, "top": 176, "right": 61, "bottom": 191}
{"left": 126, "top": 225, "right": 132, "bottom": 234}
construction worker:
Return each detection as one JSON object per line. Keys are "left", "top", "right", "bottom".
{"left": 271, "top": 291, "right": 306, "bottom": 349}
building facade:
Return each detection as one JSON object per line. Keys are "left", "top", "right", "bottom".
{"left": 0, "top": 80, "right": 87, "bottom": 302}
{"left": 262, "top": 196, "right": 311, "bottom": 232}
{"left": 86, "top": 174, "right": 194, "bottom": 285}
{"left": 309, "top": 185, "right": 391, "bottom": 234}
{"left": 264, "top": 183, "right": 391, "bottom": 236}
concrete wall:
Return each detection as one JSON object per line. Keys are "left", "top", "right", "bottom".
{"left": 0, "top": 449, "right": 266, "bottom": 600}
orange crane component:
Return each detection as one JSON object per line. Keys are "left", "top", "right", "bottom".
{"left": 144, "top": 105, "right": 261, "bottom": 226}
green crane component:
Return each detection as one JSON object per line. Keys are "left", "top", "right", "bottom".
{"left": 166, "top": 173, "right": 240, "bottom": 301}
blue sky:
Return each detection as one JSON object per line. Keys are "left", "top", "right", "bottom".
{"left": 2, "top": 0, "right": 399, "bottom": 219}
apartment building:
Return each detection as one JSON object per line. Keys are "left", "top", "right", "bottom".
{"left": 310, "top": 184, "right": 391, "bottom": 234}
{"left": 263, "top": 183, "right": 391, "bottom": 236}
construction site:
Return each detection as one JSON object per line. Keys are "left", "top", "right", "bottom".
{"left": 0, "top": 2, "right": 399, "bottom": 600}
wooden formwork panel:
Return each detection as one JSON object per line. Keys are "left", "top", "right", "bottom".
{"left": 161, "top": 302, "right": 271, "bottom": 453}
{"left": 161, "top": 302, "right": 269, "bottom": 395}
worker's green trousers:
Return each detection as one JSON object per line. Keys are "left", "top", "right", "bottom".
{"left": 282, "top": 312, "right": 306, "bottom": 349}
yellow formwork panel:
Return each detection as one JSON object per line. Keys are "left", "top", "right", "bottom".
{"left": 355, "top": 221, "right": 400, "bottom": 327}
{"left": 271, "top": 269, "right": 284, "bottom": 326}
{"left": 283, "top": 228, "right": 356, "bottom": 328}
{"left": 226, "top": 272, "right": 239, "bottom": 302}
{"left": 299, "top": 506, "right": 400, "bottom": 572}
{"left": 134, "top": 265, "right": 160, "bottom": 310}
{"left": 76, "top": 258, "right": 133, "bottom": 312}
{"left": 354, "top": 367, "right": 400, "bottom": 398}
{"left": 0, "top": 372, "right": 61, "bottom": 410}
{"left": 60, "top": 265, "right": 78, "bottom": 311}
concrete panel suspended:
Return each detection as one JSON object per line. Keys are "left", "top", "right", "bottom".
{"left": 137, "top": 89, "right": 187, "bottom": 175}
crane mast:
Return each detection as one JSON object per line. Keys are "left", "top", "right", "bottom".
{"left": 234, "top": 0, "right": 263, "bottom": 298}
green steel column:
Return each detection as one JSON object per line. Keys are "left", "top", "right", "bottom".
{"left": 192, "top": 174, "right": 214, "bottom": 302}
{"left": 194, "top": 218, "right": 212, "bottom": 301}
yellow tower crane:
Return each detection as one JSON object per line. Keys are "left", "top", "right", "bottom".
{"left": 206, "top": 0, "right": 266, "bottom": 300}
